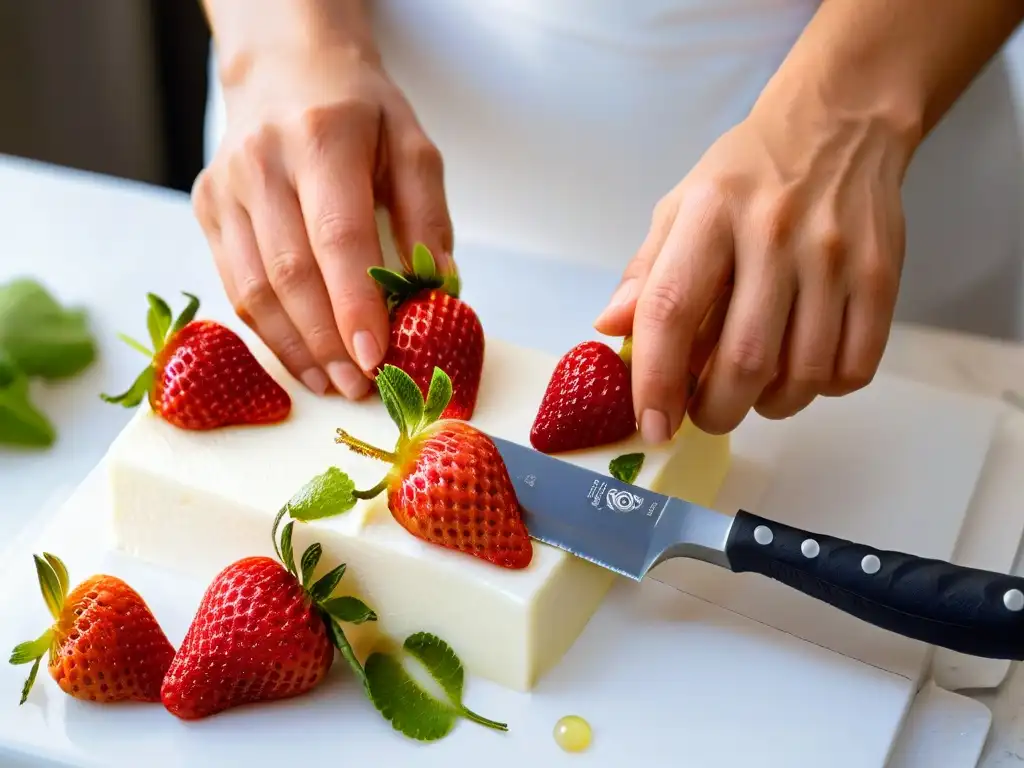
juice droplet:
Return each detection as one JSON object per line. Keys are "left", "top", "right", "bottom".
{"left": 554, "top": 714, "right": 592, "bottom": 753}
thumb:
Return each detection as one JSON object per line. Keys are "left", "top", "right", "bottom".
{"left": 593, "top": 200, "right": 677, "bottom": 336}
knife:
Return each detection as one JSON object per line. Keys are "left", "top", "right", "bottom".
{"left": 489, "top": 435, "right": 1024, "bottom": 661}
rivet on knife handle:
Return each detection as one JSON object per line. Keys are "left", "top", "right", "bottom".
{"left": 725, "top": 510, "right": 1024, "bottom": 660}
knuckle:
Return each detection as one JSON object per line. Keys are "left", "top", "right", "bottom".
{"left": 640, "top": 281, "right": 686, "bottom": 326}
{"left": 724, "top": 332, "right": 772, "bottom": 380}
{"left": 857, "top": 253, "right": 898, "bottom": 301}
{"left": 233, "top": 276, "right": 274, "bottom": 326}
{"left": 266, "top": 250, "right": 315, "bottom": 292}
{"left": 234, "top": 128, "right": 278, "bottom": 188}
{"left": 302, "top": 323, "right": 344, "bottom": 362}
{"left": 814, "top": 224, "right": 847, "bottom": 278}
{"left": 190, "top": 170, "right": 218, "bottom": 231}
{"left": 401, "top": 135, "right": 444, "bottom": 175}
{"left": 752, "top": 194, "right": 795, "bottom": 250}
{"left": 313, "top": 209, "right": 369, "bottom": 254}
{"left": 835, "top": 365, "right": 876, "bottom": 394}
{"left": 300, "top": 101, "right": 377, "bottom": 152}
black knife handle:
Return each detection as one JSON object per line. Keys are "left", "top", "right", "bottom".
{"left": 726, "top": 509, "right": 1024, "bottom": 660}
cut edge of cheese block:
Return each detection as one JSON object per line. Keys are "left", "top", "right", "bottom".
{"left": 106, "top": 334, "right": 731, "bottom": 691}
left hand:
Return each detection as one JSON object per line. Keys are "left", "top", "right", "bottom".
{"left": 595, "top": 102, "right": 915, "bottom": 441}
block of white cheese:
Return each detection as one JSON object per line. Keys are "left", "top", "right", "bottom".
{"left": 106, "top": 334, "right": 730, "bottom": 691}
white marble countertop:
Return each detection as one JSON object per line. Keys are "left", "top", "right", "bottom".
{"left": 0, "top": 154, "right": 1022, "bottom": 766}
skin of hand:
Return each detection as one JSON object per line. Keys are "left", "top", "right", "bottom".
{"left": 596, "top": 0, "right": 1024, "bottom": 443}
{"left": 193, "top": 0, "right": 453, "bottom": 399}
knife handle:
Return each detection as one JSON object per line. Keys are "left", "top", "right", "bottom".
{"left": 725, "top": 509, "right": 1024, "bottom": 660}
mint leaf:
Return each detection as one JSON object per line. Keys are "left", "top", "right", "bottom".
{"left": 310, "top": 563, "right": 347, "bottom": 602}
{"left": 322, "top": 596, "right": 377, "bottom": 624}
{"left": 0, "top": 354, "right": 56, "bottom": 448}
{"left": 376, "top": 364, "right": 425, "bottom": 440}
{"left": 411, "top": 243, "right": 437, "bottom": 281}
{"left": 365, "top": 632, "right": 507, "bottom": 742}
{"left": 421, "top": 367, "right": 453, "bottom": 427}
{"left": 609, "top": 453, "right": 645, "bottom": 484}
{"left": 0, "top": 279, "right": 97, "bottom": 380}
{"left": 284, "top": 467, "right": 357, "bottom": 521}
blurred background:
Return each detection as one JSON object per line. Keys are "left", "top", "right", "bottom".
{"left": 0, "top": 0, "right": 209, "bottom": 193}
{"left": 1, "top": 1, "right": 1023, "bottom": 198}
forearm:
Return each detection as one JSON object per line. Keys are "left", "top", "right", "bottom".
{"left": 202, "top": 0, "right": 378, "bottom": 86}
{"left": 753, "top": 0, "right": 1024, "bottom": 167}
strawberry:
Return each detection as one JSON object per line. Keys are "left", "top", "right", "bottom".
{"left": 161, "top": 520, "right": 376, "bottom": 720}
{"left": 10, "top": 553, "right": 175, "bottom": 705}
{"left": 332, "top": 364, "right": 532, "bottom": 569}
{"left": 101, "top": 291, "right": 291, "bottom": 430}
{"left": 530, "top": 337, "right": 636, "bottom": 453}
{"left": 369, "top": 244, "right": 484, "bottom": 420}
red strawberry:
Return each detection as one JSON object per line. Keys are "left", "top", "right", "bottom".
{"left": 102, "top": 292, "right": 291, "bottom": 430}
{"left": 161, "top": 524, "right": 375, "bottom": 720}
{"left": 369, "top": 244, "right": 484, "bottom": 420}
{"left": 10, "top": 553, "right": 175, "bottom": 705}
{"left": 333, "top": 364, "right": 533, "bottom": 569}
{"left": 530, "top": 338, "right": 636, "bottom": 453}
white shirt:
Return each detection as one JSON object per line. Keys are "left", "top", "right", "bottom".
{"left": 206, "top": 0, "right": 1024, "bottom": 339}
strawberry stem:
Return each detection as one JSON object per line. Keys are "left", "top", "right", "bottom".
{"left": 335, "top": 429, "right": 397, "bottom": 463}
{"left": 353, "top": 477, "right": 390, "bottom": 500}
{"left": 619, "top": 336, "right": 633, "bottom": 367}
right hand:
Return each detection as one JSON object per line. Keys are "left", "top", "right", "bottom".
{"left": 193, "top": 42, "right": 453, "bottom": 399}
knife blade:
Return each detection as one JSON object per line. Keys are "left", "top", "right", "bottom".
{"left": 490, "top": 435, "right": 1024, "bottom": 661}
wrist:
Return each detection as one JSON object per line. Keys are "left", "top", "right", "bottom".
{"left": 208, "top": 0, "right": 380, "bottom": 90}
{"left": 749, "top": 57, "right": 924, "bottom": 179}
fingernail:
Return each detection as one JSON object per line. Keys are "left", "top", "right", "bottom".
{"left": 640, "top": 409, "right": 671, "bottom": 444}
{"left": 299, "top": 368, "right": 330, "bottom": 396}
{"left": 327, "top": 361, "right": 371, "bottom": 399}
{"left": 352, "top": 330, "right": 384, "bottom": 372}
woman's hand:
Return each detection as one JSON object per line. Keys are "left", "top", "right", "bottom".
{"left": 595, "top": 97, "right": 916, "bottom": 441}
{"left": 193, "top": 40, "right": 452, "bottom": 399}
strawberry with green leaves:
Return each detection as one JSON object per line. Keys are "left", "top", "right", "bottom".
{"left": 10, "top": 553, "right": 175, "bottom": 705}
{"left": 530, "top": 337, "right": 637, "bottom": 453}
{"left": 102, "top": 292, "right": 291, "bottom": 430}
{"left": 282, "top": 365, "right": 532, "bottom": 569}
{"left": 160, "top": 516, "right": 374, "bottom": 720}
{"left": 368, "top": 244, "right": 484, "bottom": 420}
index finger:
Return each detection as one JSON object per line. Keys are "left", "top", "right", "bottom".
{"left": 630, "top": 198, "right": 733, "bottom": 443}
{"left": 296, "top": 122, "right": 392, "bottom": 376}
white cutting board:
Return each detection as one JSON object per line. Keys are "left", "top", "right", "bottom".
{"left": 0, "top": 466, "right": 920, "bottom": 768}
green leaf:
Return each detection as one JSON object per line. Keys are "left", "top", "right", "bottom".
{"left": 0, "top": 279, "right": 97, "bottom": 380}
{"left": 33, "top": 554, "right": 64, "bottom": 620}
{"left": 326, "top": 618, "right": 367, "bottom": 691}
{"left": 609, "top": 452, "right": 645, "bottom": 484}
{"left": 368, "top": 266, "right": 414, "bottom": 297}
{"left": 365, "top": 632, "right": 508, "bottom": 742}
{"left": 169, "top": 292, "right": 200, "bottom": 336}
{"left": 300, "top": 543, "right": 322, "bottom": 590}
{"left": 42, "top": 553, "right": 69, "bottom": 599}
{"left": 310, "top": 563, "right": 347, "bottom": 602}
{"left": 0, "top": 355, "right": 56, "bottom": 448}
{"left": 284, "top": 467, "right": 357, "bottom": 522}
{"left": 99, "top": 366, "right": 154, "bottom": 408}
{"left": 280, "top": 521, "right": 296, "bottom": 576}
{"left": 376, "top": 364, "right": 425, "bottom": 440}
{"left": 421, "top": 367, "right": 453, "bottom": 428}
{"left": 9, "top": 629, "right": 52, "bottom": 666}
{"left": 322, "top": 596, "right": 377, "bottom": 624}
{"left": 18, "top": 657, "right": 42, "bottom": 706}
{"left": 145, "top": 293, "right": 172, "bottom": 350}
{"left": 411, "top": 243, "right": 437, "bottom": 281}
